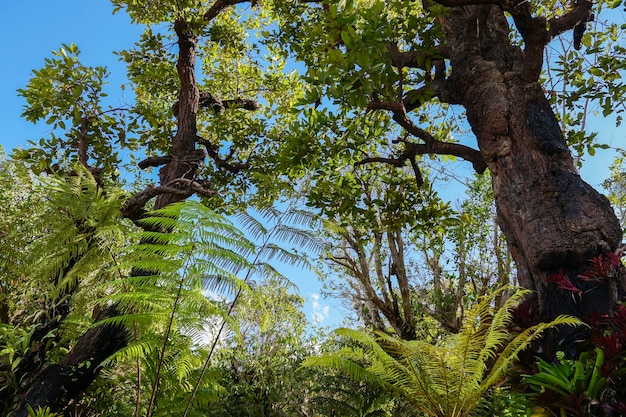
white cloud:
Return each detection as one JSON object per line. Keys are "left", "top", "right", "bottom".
{"left": 311, "top": 293, "right": 330, "bottom": 324}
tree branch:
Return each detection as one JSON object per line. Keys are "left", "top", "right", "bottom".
{"left": 196, "top": 136, "right": 250, "bottom": 173}
{"left": 204, "top": 0, "right": 249, "bottom": 21}
{"left": 138, "top": 156, "right": 173, "bottom": 170}
{"left": 387, "top": 42, "right": 447, "bottom": 70}
{"left": 507, "top": 0, "right": 593, "bottom": 80}
{"left": 366, "top": 101, "right": 487, "bottom": 173}
{"left": 122, "top": 179, "right": 215, "bottom": 221}
{"left": 548, "top": 0, "right": 593, "bottom": 39}
{"left": 433, "top": 0, "right": 501, "bottom": 6}
{"left": 173, "top": 91, "right": 260, "bottom": 117}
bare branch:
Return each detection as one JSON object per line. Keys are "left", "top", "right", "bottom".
{"left": 366, "top": 100, "right": 487, "bottom": 173}
{"left": 173, "top": 91, "right": 259, "bottom": 117}
{"left": 355, "top": 156, "right": 406, "bottom": 167}
{"left": 138, "top": 156, "right": 173, "bottom": 170}
{"left": 122, "top": 179, "right": 215, "bottom": 221}
{"left": 392, "top": 110, "right": 487, "bottom": 173}
{"left": 387, "top": 42, "right": 447, "bottom": 70}
{"left": 196, "top": 136, "right": 250, "bottom": 174}
{"left": 204, "top": 0, "right": 249, "bottom": 21}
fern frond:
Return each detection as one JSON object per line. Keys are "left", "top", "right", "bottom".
{"left": 235, "top": 211, "right": 268, "bottom": 241}
{"left": 306, "top": 287, "right": 581, "bottom": 417}
{"left": 257, "top": 243, "right": 313, "bottom": 269}
{"left": 303, "top": 353, "right": 383, "bottom": 387}
{"left": 483, "top": 315, "right": 583, "bottom": 390}
{"left": 272, "top": 224, "right": 324, "bottom": 254}
{"left": 281, "top": 207, "right": 320, "bottom": 227}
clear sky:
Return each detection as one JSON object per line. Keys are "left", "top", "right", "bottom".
{"left": 1, "top": 1, "right": 144, "bottom": 151}
{"left": 1, "top": 1, "right": 623, "bottom": 329}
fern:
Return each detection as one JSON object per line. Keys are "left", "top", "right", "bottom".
{"left": 0, "top": 163, "right": 130, "bottom": 414}
{"left": 96, "top": 200, "right": 253, "bottom": 415}
{"left": 181, "top": 204, "right": 323, "bottom": 416}
{"left": 304, "top": 287, "right": 581, "bottom": 417}
{"left": 98, "top": 201, "right": 322, "bottom": 416}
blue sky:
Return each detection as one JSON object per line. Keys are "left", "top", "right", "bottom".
{"left": 0, "top": 1, "right": 347, "bottom": 328}
{"left": 1, "top": 1, "right": 144, "bottom": 152}
{"left": 1, "top": 1, "right": 624, "bottom": 329}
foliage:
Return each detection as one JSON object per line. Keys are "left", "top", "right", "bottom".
{"left": 6, "top": 0, "right": 626, "bottom": 413}
{"left": 318, "top": 169, "right": 513, "bottom": 337}
{"left": 602, "top": 148, "right": 626, "bottom": 232}
{"left": 473, "top": 388, "right": 530, "bottom": 417}
{"left": 543, "top": 1, "right": 626, "bottom": 160}
{"left": 110, "top": 1, "right": 306, "bottom": 208}
{"left": 205, "top": 279, "right": 318, "bottom": 417}
{"left": 272, "top": 0, "right": 626, "bottom": 161}
{"left": 524, "top": 350, "right": 607, "bottom": 416}
{"left": 0, "top": 164, "right": 129, "bottom": 415}
{"left": 316, "top": 161, "right": 456, "bottom": 339}
{"left": 25, "top": 405, "right": 60, "bottom": 417}
{"left": 87, "top": 201, "right": 322, "bottom": 416}
{"left": 15, "top": 43, "right": 129, "bottom": 177}
{"left": 98, "top": 200, "right": 254, "bottom": 416}
{"left": 307, "top": 334, "right": 418, "bottom": 417}
{"left": 523, "top": 304, "right": 626, "bottom": 416}
{"left": 304, "top": 287, "right": 581, "bottom": 417}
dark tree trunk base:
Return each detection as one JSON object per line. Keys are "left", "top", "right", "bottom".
{"left": 12, "top": 306, "right": 127, "bottom": 417}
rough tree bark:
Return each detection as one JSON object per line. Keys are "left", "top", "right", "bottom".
{"left": 11, "top": 16, "right": 209, "bottom": 417}
{"left": 441, "top": 2, "right": 624, "bottom": 321}
{"left": 381, "top": 0, "right": 625, "bottom": 323}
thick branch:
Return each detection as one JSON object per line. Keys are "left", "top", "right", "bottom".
{"left": 138, "top": 156, "right": 173, "bottom": 170}
{"left": 173, "top": 91, "right": 260, "bottom": 117}
{"left": 507, "top": 0, "right": 592, "bottom": 80}
{"left": 78, "top": 117, "right": 89, "bottom": 167}
{"left": 121, "top": 179, "right": 215, "bottom": 221}
{"left": 387, "top": 42, "right": 446, "bottom": 70}
{"left": 504, "top": 2, "right": 548, "bottom": 81}
{"left": 387, "top": 44, "right": 460, "bottom": 107}
{"left": 156, "top": 19, "right": 201, "bottom": 209}
{"left": 367, "top": 101, "right": 487, "bottom": 173}
{"left": 433, "top": 0, "right": 501, "bottom": 6}
{"left": 204, "top": 0, "right": 249, "bottom": 21}
{"left": 196, "top": 136, "right": 250, "bottom": 174}
{"left": 548, "top": 0, "right": 593, "bottom": 39}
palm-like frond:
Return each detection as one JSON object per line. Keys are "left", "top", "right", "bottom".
{"left": 304, "top": 287, "right": 582, "bottom": 417}
{"left": 101, "top": 200, "right": 254, "bottom": 336}
{"left": 27, "top": 165, "right": 128, "bottom": 294}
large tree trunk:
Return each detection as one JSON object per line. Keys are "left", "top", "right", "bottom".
{"left": 442, "top": 4, "right": 624, "bottom": 321}
{"left": 11, "top": 306, "right": 127, "bottom": 417}
{"left": 11, "top": 18, "right": 204, "bottom": 417}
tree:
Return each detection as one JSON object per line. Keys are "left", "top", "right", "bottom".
{"left": 274, "top": 0, "right": 625, "bottom": 324}
{"left": 8, "top": 0, "right": 626, "bottom": 413}
{"left": 10, "top": 0, "right": 308, "bottom": 413}
{"left": 317, "top": 162, "right": 457, "bottom": 339}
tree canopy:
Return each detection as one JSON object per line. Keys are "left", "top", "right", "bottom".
{"left": 2, "top": 0, "right": 626, "bottom": 415}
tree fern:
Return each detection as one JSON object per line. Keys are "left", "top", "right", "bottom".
{"left": 181, "top": 204, "right": 323, "bottom": 416}
{"left": 97, "top": 201, "right": 322, "bottom": 416}
{"left": 304, "top": 287, "right": 581, "bottom": 417}
{"left": 0, "top": 163, "right": 129, "bottom": 414}
{"left": 99, "top": 200, "right": 253, "bottom": 416}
